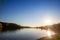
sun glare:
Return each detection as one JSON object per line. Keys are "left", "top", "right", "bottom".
{"left": 44, "top": 19, "right": 52, "bottom": 25}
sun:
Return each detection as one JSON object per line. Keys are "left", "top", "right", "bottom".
{"left": 44, "top": 19, "right": 52, "bottom": 25}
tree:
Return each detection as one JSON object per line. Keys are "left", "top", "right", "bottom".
{"left": 0, "top": 23, "right": 2, "bottom": 31}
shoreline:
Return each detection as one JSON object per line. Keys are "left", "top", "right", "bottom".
{"left": 37, "top": 33, "right": 60, "bottom": 40}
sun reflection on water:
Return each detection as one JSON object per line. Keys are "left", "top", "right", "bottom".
{"left": 47, "top": 29, "right": 55, "bottom": 38}
{"left": 47, "top": 30, "right": 51, "bottom": 37}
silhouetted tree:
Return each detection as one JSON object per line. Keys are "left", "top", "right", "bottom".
{"left": 0, "top": 23, "right": 2, "bottom": 31}
{"left": 0, "top": 22, "right": 21, "bottom": 31}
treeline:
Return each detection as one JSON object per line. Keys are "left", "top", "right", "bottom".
{"left": 49, "top": 23, "right": 60, "bottom": 33}
{"left": 0, "top": 22, "right": 22, "bottom": 31}
{"left": 35, "top": 23, "right": 60, "bottom": 33}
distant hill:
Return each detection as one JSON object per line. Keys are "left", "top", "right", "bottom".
{"left": 0, "top": 22, "right": 22, "bottom": 31}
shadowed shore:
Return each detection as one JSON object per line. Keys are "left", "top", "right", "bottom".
{"left": 0, "top": 22, "right": 31, "bottom": 32}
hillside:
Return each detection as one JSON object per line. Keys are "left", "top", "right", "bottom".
{"left": 0, "top": 22, "right": 22, "bottom": 31}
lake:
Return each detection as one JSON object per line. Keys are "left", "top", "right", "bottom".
{"left": 0, "top": 28, "right": 55, "bottom": 40}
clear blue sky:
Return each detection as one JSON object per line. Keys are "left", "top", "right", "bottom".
{"left": 1, "top": 0, "right": 60, "bottom": 27}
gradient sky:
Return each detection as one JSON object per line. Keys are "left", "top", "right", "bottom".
{"left": 1, "top": 0, "right": 60, "bottom": 27}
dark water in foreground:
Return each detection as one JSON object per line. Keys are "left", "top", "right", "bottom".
{"left": 0, "top": 28, "right": 54, "bottom": 40}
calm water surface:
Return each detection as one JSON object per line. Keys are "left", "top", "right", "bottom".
{"left": 0, "top": 28, "right": 54, "bottom": 40}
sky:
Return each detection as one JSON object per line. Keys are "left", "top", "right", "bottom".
{"left": 1, "top": 0, "right": 60, "bottom": 27}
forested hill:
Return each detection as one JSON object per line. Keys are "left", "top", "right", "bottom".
{"left": 0, "top": 22, "right": 21, "bottom": 31}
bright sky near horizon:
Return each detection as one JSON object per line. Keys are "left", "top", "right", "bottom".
{"left": 1, "top": 0, "right": 60, "bottom": 27}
